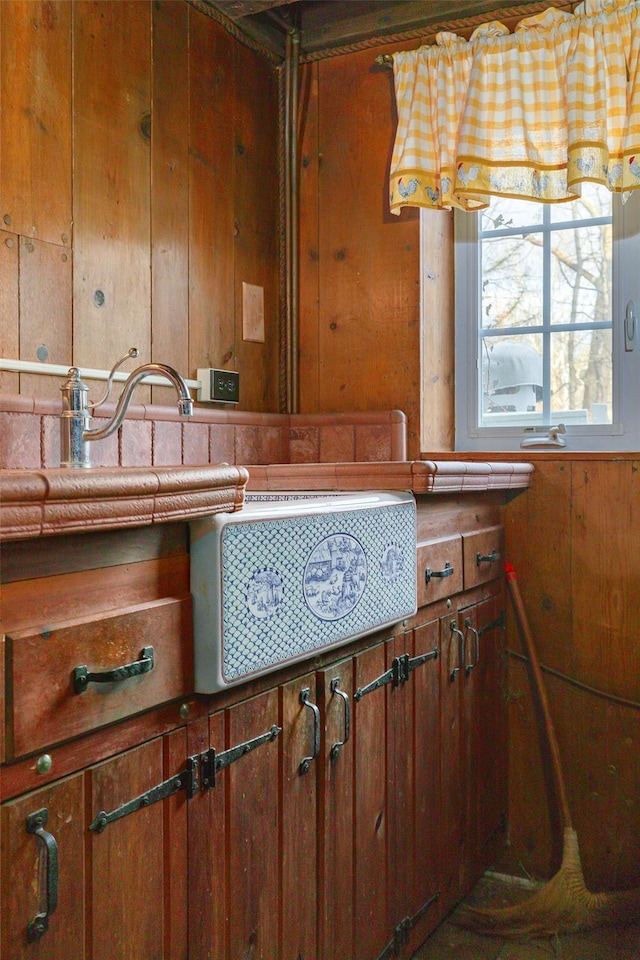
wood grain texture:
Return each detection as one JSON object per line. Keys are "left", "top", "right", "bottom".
{"left": 0, "top": 0, "right": 72, "bottom": 246}
{"left": 502, "top": 459, "right": 640, "bottom": 889}
{"left": 411, "top": 618, "right": 441, "bottom": 939}
{"left": 187, "top": 714, "right": 225, "bottom": 959}
{"left": 298, "top": 63, "right": 321, "bottom": 412}
{"left": 227, "top": 688, "right": 280, "bottom": 960}
{"left": 303, "top": 46, "right": 422, "bottom": 454}
{"left": 353, "top": 642, "right": 388, "bottom": 960}
{"left": 1, "top": 554, "right": 190, "bottom": 635}
{"left": 317, "top": 657, "right": 354, "bottom": 960}
{"left": 280, "top": 674, "right": 318, "bottom": 960}
{"left": 420, "top": 208, "right": 455, "bottom": 452}
{"left": 0, "top": 229, "right": 19, "bottom": 393}
{"left": 88, "top": 738, "right": 165, "bottom": 960}
{"left": 19, "top": 236, "right": 72, "bottom": 398}
{"left": 73, "top": 0, "right": 151, "bottom": 377}
{"left": 386, "top": 631, "right": 415, "bottom": 933}
{"left": 8, "top": 596, "right": 193, "bottom": 757}
{"left": 164, "top": 726, "right": 189, "bottom": 960}
{"left": 438, "top": 613, "right": 463, "bottom": 916}
{"left": 0, "top": 773, "right": 85, "bottom": 960}
{"left": 151, "top": 0, "right": 190, "bottom": 406}
{"left": 188, "top": 10, "right": 235, "bottom": 376}
{"left": 232, "top": 45, "right": 279, "bottom": 412}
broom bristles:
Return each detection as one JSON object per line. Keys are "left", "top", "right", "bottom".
{"left": 455, "top": 829, "right": 640, "bottom": 938}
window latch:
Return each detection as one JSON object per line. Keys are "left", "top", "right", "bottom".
{"left": 520, "top": 423, "right": 566, "bottom": 448}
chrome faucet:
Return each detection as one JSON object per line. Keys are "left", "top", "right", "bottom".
{"left": 60, "top": 348, "right": 194, "bottom": 468}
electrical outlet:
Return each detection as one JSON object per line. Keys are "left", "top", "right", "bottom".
{"left": 197, "top": 369, "right": 240, "bottom": 404}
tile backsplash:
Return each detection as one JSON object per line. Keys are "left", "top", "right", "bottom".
{"left": 0, "top": 395, "right": 407, "bottom": 469}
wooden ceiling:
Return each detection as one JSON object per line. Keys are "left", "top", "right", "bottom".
{"left": 203, "top": 0, "right": 576, "bottom": 61}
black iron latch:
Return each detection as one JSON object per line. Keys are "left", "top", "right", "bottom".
{"left": 375, "top": 891, "right": 440, "bottom": 960}
{"left": 90, "top": 725, "right": 281, "bottom": 832}
{"left": 479, "top": 609, "right": 506, "bottom": 635}
{"left": 354, "top": 648, "right": 439, "bottom": 701}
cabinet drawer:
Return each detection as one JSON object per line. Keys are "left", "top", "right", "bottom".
{"left": 462, "top": 526, "right": 505, "bottom": 590}
{"left": 7, "top": 597, "right": 193, "bottom": 758}
{"left": 417, "top": 534, "right": 464, "bottom": 606}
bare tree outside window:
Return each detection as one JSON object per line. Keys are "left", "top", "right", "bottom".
{"left": 478, "top": 184, "right": 613, "bottom": 428}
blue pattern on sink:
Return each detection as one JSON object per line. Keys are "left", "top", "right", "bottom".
{"left": 190, "top": 492, "right": 417, "bottom": 693}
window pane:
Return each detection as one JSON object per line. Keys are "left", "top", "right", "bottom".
{"left": 550, "top": 221, "right": 612, "bottom": 325}
{"left": 480, "top": 335, "right": 543, "bottom": 426}
{"left": 481, "top": 195, "right": 543, "bottom": 233}
{"left": 550, "top": 329, "right": 612, "bottom": 424}
{"left": 550, "top": 181, "right": 612, "bottom": 223}
{"left": 481, "top": 236, "right": 543, "bottom": 330}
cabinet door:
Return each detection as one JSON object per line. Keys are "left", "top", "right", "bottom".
{"left": 187, "top": 713, "right": 226, "bottom": 960}
{"left": 1, "top": 774, "right": 84, "bottom": 960}
{"left": 386, "top": 631, "right": 414, "bottom": 937}
{"left": 317, "top": 658, "right": 354, "bottom": 960}
{"left": 88, "top": 738, "right": 172, "bottom": 960}
{"left": 438, "top": 613, "right": 464, "bottom": 916}
{"left": 409, "top": 618, "right": 441, "bottom": 949}
{"left": 281, "top": 673, "right": 318, "bottom": 960}
{"left": 353, "top": 642, "right": 389, "bottom": 960}
{"left": 462, "top": 593, "right": 507, "bottom": 880}
{"left": 227, "top": 688, "right": 281, "bottom": 960}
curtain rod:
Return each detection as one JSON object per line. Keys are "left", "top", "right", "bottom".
{"left": 374, "top": 54, "right": 394, "bottom": 69}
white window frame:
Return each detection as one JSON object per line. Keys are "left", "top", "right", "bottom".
{"left": 445, "top": 190, "right": 640, "bottom": 453}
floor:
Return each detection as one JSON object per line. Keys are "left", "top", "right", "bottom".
{"left": 414, "top": 874, "right": 640, "bottom": 960}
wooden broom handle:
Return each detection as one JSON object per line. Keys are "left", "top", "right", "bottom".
{"left": 506, "top": 563, "right": 573, "bottom": 832}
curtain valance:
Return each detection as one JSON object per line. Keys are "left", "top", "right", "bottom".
{"left": 389, "top": 0, "right": 640, "bottom": 212}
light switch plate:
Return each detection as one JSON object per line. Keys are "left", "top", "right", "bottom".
{"left": 242, "top": 282, "right": 265, "bottom": 342}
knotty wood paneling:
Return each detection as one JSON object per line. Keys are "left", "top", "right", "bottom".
{"left": 151, "top": 0, "right": 190, "bottom": 406}
{"left": 19, "top": 236, "right": 72, "bottom": 397}
{"left": 503, "top": 458, "right": 640, "bottom": 890}
{"left": 301, "top": 46, "right": 422, "bottom": 454}
{"left": 233, "top": 46, "right": 280, "bottom": 411}
{"left": 0, "top": 230, "right": 19, "bottom": 394}
{"left": 73, "top": 0, "right": 152, "bottom": 380}
{"left": 299, "top": 63, "right": 321, "bottom": 412}
{"left": 0, "top": 0, "right": 72, "bottom": 247}
{"left": 0, "top": 1, "right": 281, "bottom": 412}
{"left": 188, "top": 10, "right": 235, "bottom": 376}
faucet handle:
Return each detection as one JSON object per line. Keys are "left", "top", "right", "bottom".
{"left": 87, "top": 347, "right": 140, "bottom": 410}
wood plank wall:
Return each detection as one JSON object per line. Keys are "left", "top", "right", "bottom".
{"left": 298, "top": 49, "right": 454, "bottom": 458}
{"left": 301, "top": 47, "right": 640, "bottom": 891}
{"left": 503, "top": 457, "right": 640, "bottom": 891}
{"left": 2, "top": 1, "right": 638, "bottom": 894}
{"left": 0, "top": 0, "right": 280, "bottom": 410}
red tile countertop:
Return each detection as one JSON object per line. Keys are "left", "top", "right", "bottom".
{"left": 245, "top": 459, "right": 534, "bottom": 494}
{"left": 0, "top": 464, "right": 249, "bottom": 541}
{"left": 0, "top": 459, "right": 533, "bottom": 542}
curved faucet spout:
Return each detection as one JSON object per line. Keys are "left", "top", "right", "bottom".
{"left": 60, "top": 358, "right": 194, "bottom": 468}
{"left": 85, "top": 363, "right": 194, "bottom": 442}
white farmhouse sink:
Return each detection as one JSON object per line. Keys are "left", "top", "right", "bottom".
{"left": 190, "top": 491, "right": 417, "bottom": 693}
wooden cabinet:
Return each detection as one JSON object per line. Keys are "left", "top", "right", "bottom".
{"left": 439, "top": 590, "right": 507, "bottom": 918}
{"left": 1, "top": 508, "right": 508, "bottom": 960}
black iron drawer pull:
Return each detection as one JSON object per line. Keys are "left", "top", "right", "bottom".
{"left": 330, "top": 677, "right": 351, "bottom": 759}
{"left": 73, "top": 646, "right": 154, "bottom": 694}
{"left": 26, "top": 808, "right": 58, "bottom": 942}
{"left": 299, "top": 688, "right": 321, "bottom": 774}
{"left": 476, "top": 550, "right": 500, "bottom": 566}
{"left": 464, "top": 618, "right": 480, "bottom": 675}
{"left": 449, "top": 621, "right": 465, "bottom": 681}
{"left": 425, "top": 561, "right": 453, "bottom": 583}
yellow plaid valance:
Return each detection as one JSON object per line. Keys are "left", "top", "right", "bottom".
{"left": 389, "top": 0, "right": 640, "bottom": 212}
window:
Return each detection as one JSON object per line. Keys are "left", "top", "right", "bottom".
{"left": 448, "top": 188, "right": 640, "bottom": 452}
